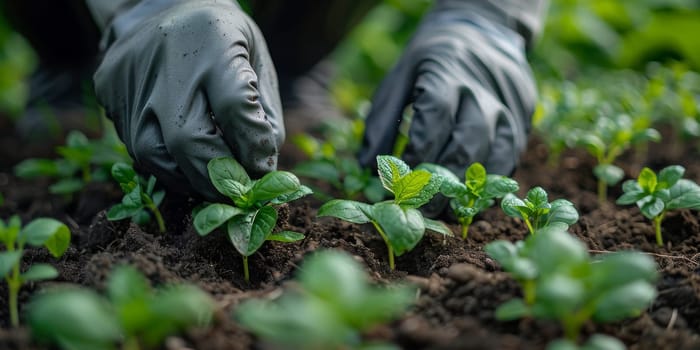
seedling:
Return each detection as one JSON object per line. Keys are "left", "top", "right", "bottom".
{"left": 318, "top": 155, "right": 452, "bottom": 270}
{"left": 419, "top": 162, "right": 518, "bottom": 239}
{"left": 235, "top": 250, "right": 414, "bottom": 350}
{"left": 14, "top": 130, "right": 131, "bottom": 195}
{"left": 107, "top": 163, "right": 166, "bottom": 233}
{"left": 486, "top": 227, "right": 657, "bottom": 343}
{"left": 292, "top": 133, "right": 384, "bottom": 202}
{"left": 0, "top": 216, "right": 70, "bottom": 327}
{"left": 28, "top": 265, "right": 214, "bottom": 350}
{"left": 193, "top": 157, "right": 312, "bottom": 282}
{"left": 616, "top": 165, "right": 700, "bottom": 246}
{"left": 547, "top": 334, "right": 625, "bottom": 350}
{"left": 501, "top": 187, "right": 579, "bottom": 235}
{"left": 576, "top": 113, "right": 661, "bottom": 204}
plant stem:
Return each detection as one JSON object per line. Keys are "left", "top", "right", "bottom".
{"left": 597, "top": 179, "right": 607, "bottom": 204}
{"left": 523, "top": 280, "right": 536, "bottom": 305}
{"left": 8, "top": 264, "right": 20, "bottom": 327}
{"left": 243, "top": 256, "right": 250, "bottom": 282}
{"left": 654, "top": 214, "right": 665, "bottom": 247}
{"left": 149, "top": 204, "right": 166, "bottom": 233}
{"left": 372, "top": 222, "right": 395, "bottom": 270}
{"left": 460, "top": 217, "right": 473, "bottom": 240}
{"left": 524, "top": 218, "right": 535, "bottom": 235}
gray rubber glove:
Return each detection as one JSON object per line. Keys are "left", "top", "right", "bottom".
{"left": 358, "top": 0, "right": 543, "bottom": 178}
{"left": 92, "top": 0, "right": 284, "bottom": 200}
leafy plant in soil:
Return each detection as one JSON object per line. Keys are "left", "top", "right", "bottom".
{"left": 13, "top": 130, "right": 131, "bottom": 196}
{"left": 418, "top": 162, "right": 519, "bottom": 239}
{"left": 107, "top": 163, "right": 166, "bottom": 233}
{"left": 485, "top": 227, "right": 658, "bottom": 345}
{"left": 27, "top": 265, "right": 214, "bottom": 350}
{"left": 0, "top": 216, "right": 70, "bottom": 327}
{"left": 616, "top": 165, "right": 700, "bottom": 246}
{"left": 235, "top": 250, "right": 414, "bottom": 350}
{"left": 575, "top": 113, "right": 661, "bottom": 204}
{"left": 318, "top": 155, "right": 452, "bottom": 270}
{"left": 501, "top": 186, "right": 579, "bottom": 235}
{"left": 292, "top": 133, "right": 384, "bottom": 202}
{"left": 193, "top": 157, "right": 312, "bottom": 282}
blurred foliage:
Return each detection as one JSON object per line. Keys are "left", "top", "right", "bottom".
{"left": 0, "top": 11, "right": 35, "bottom": 118}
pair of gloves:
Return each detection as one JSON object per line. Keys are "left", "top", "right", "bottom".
{"left": 89, "top": 0, "right": 543, "bottom": 201}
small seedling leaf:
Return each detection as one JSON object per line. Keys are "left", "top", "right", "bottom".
{"left": 14, "top": 159, "right": 60, "bottom": 178}
{"left": 373, "top": 203, "right": 424, "bottom": 256}
{"left": 638, "top": 167, "right": 657, "bottom": 193}
{"left": 592, "top": 281, "right": 656, "bottom": 322}
{"left": 152, "top": 190, "right": 166, "bottom": 207}
{"left": 111, "top": 162, "right": 136, "bottom": 184}
{"left": 501, "top": 194, "right": 527, "bottom": 219}
{"left": 270, "top": 185, "right": 313, "bottom": 205}
{"left": 107, "top": 203, "right": 143, "bottom": 221}
{"left": 21, "top": 264, "right": 58, "bottom": 282}
{"left": 20, "top": 218, "right": 70, "bottom": 257}
{"left": 393, "top": 170, "right": 432, "bottom": 204}
{"left": 593, "top": 164, "right": 625, "bottom": 186}
{"left": 318, "top": 200, "right": 373, "bottom": 224}
{"left": 228, "top": 206, "right": 277, "bottom": 256}
{"left": 0, "top": 251, "right": 22, "bottom": 278}
{"left": 250, "top": 171, "right": 301, "bottom": 204}
{"left": 268, "top": 231, "right": 305, "bottom": 243}
{"left": 377, "top": 155, "right": 410, "bottom": 193}
{"left": 666, "top": 179, "right": 700, "bottom": 210}
{"left": 657, "top": 165, "right": 684, "bottom": 190}
{"left": 639, "top": 196, "right": 664, "bottom": 220}
{"left": 49, "top": 178, "right": 84, "bottom": 195}
{"left": 193, "top": 203, "right": 242, "bottom": 236}
{"left": 208, "top": 157, "right": 251, "bottom": 194}
{"left": 495, "top": 298, "right": 529, "bottom": 320}
{"left": 527, "top": 187, "right": 549, "bottom": 209}
{"left": 422, "top": 217, "right": 453, "bottom": 236}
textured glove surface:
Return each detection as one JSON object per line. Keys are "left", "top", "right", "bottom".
{"left": 358, "top": 4, "right": 537, "bottom": 178}
{"left": 94, "top": 0, "right": 283, "bottom": 200}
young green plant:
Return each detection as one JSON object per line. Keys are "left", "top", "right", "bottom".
{"left": 576, "top": 113, "right": 661, "bottom": 204}
{"left": 14, "top": 130, "right": 132, "bottom": 196}
{"left": 318, "top": 155, "right": 452, "bottom": 270}
{"left": 107, "top": 163, "right": 166, "bottom": 233}
{"left": 501, "top": 187, "right": 579, "bottom": 235}
{"left": 235, "top": 250, "right": 414, "bottom": 350}
{"left": 616, "top": 165, "right": 700, "bottom": 246}
{"left": 28, "top": 265, "right": 214, "bottom": 350}
{"left": 0, "top": 216, "right": 70, "bottom": 327}
{"left": 419, "top": 162, "right": 518, "bottom": 239}
{"left": 193, "top": 157, "right": 312, "bottom": 282}
{"left": 486, "top": 226, "right": 657, "bottom": 343}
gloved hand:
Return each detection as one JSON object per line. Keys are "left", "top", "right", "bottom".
{"left": 358, "top": 0, "right": 540, "bottom": 179}
{"left": 91, "top": 0, "right": 284, "bottom": 200}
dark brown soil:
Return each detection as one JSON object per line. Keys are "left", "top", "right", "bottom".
{"left": 0, "top": 132, "right": 699, "bottom": 350}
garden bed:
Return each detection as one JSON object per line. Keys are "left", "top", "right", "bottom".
{"left": 0, "top": 131, "right": 698, "bottom": 350}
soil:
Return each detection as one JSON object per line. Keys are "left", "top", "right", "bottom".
{"left": 0, "top": 127, "right": 699, "bottom": 350}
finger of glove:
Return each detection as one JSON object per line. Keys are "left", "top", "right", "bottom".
{"left": 358, "top": 61, "right": 414, "bottom": 169}
{"left": 401, "top": 68, "right": 461, "bottom": 168}
{"left": 205, "top": 41, "right": 283, "bottom": 179}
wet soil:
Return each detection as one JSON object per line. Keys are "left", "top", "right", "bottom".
{"left": 0, "top": 132, "right": 698, "bottom": 350}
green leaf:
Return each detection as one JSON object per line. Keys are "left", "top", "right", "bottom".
{"left": 270, "top": 185, "right": 313, "bottom": 205}
{"left": 372, "top": 203, "right": 424, "bottom": 256}
{"left": 193, "top": 203, "right": 242, "bottom": 236}
{"left": 21, "top": 264, "right": 58, "bottom": 282}
{"left": 293, "top": 161, "right": 341, "bottom": 186}
{"left": 582, "top": 334, "right": 626, "bottom": 350}
{"left": 638, "top": 167, "right": 657, "bottom": 193}
{"left": 495, "top": 298, "right": 529, "bottom": 320}
{"left": 525, "top": 227, "right": 588, "bottom": 276}
{"left": 393, "top": 170, "right": 431, "bottom": 204}
{"left": 531, "top": 275, "right": 585, "bottom": 319}
{"left": 250, "top": 171, "right": 301, "bottom": 204}
{"left": 592, "top": 281, "right": 656, "bottom": 322}
{"left": 666, "top": 179, "right": 700, "bottom": 210}
{"left": 111, "top": 162, "right": 136, "bottom": 184}
{"left": 27, "top": 289, "right": 122, "bottom": 350}
{"left": 589, "top": 252, "right": 658, "bottom": 293}
{"left": 150, "top": 284, "right": 215, "bottom": 330}
{"left": 49, "top": 178, "right": 85, "bottom": 195}
{"left": 657, "top": 165, "right": 685, "bottom": 190}
{"left": 107, "top": 266, "right": 151, "bottom": 306}
{"left": 318, "top": 199, "right": 373, "bottom": 224}
{"left": 14, "top": 159, "right": 61, "bottom": 178}
{"left": 146, "top": 175, "right": 157, "bottom": 195}
{"left": 377, "top": 155, "right": 410, "bottom": 193}
{"left": 0, "top": 251, "right": 22, "bottom": 278}
{"left": 107, "top": 203, "right": 142, "bottom": 221}
{"left": 207, "top": 157, "right": 251, "bottom": 196}
{"left": 526, "top": 187, "right": 549, "bottom": 209}
{"left": 465, "top": 162, "right": 487, "bottom": 190}
{"left": 616, "top": 188, "right": 647, "bottom": 205}
{"left": 20, "top": 218, "right": 71, "bottom": 257}
{"left": 639, "top": 196, "right": 665, "bottom": 220}
{"left": 268, "top": 231, "right": 305, "bottom": 243}
{"left": 545, "top": 199, "right": 579, "bottom": 226}
{"left": 228, "top": 206, "right": 277, "bottom": 257}
{"left": 422, "top": 217, "right": 453, "bottom": 236}
{"left": 152, "top": 190, "right": 166, "bottom": 207}
{"left": 483, "top": 176, "right": 519, "bottom": 199}
{"left": 593, "top": 164, "right": 625, "bottom": 186}
{"left": 501, "top": 194, "right": 527, "bottom": 219}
